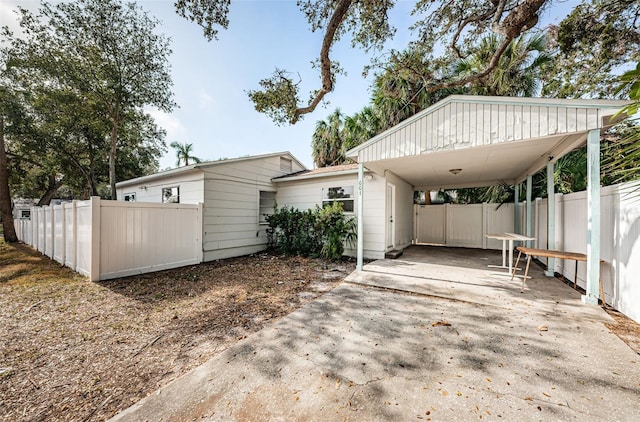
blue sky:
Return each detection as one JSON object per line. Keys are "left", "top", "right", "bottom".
{"left": 2, "top": 0, "right": 579, "bottom": 170}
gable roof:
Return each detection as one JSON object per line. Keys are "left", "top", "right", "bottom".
{"left": 116, "top": 151, "right": 306, "bottom": 188}
{"left": 344, "top": 95, "right": 630, "bottom": 189}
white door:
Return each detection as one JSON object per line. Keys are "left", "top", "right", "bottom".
{"left": 386, "top": 184, "right": 395, "bottom": 249}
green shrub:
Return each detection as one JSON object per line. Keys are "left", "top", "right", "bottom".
{"left": 266, "top": 202, "right": 356, "bottom": 261}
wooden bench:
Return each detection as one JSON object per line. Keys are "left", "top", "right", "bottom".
{"left": 510, "top": 246, "right": 605, "bottom": 304}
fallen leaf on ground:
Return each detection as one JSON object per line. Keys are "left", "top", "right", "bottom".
{"left": 538, "top": 325, "right": 548, "bottom": 331}
{"left": 432, "top": 321, "right": 451, "bottom": 327}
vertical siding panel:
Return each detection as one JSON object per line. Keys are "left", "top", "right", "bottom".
{"left": 522, "top": 106, "right": 531, "bottom": 140}
{"left": 427, "top": 110, "right": 433, "bottom": 151}
{"left": 530, "top": 106, "right": 540, "bottom": 138}
{"left": 472, "top": 103, "right": 478, "bottom": 146}
{"left": 587, "top": 108, "right": 599, "bottom": 129}
{"left": 483, "top": 104, "right": 491, "bottom": 145}
{"left": 505, "top": 104, "right": 514, "bottom": 142}
{"left": 567, "top": 107, "right": 577, "bottom": 132}
{"left": 539, "top": 106, "right": 549, "bottom": 137}
{"left": 577, "top": 108, "right": 588, "bottom": 131}
{"left": 548, "top": 106, "right": 558, "bottom": 135}
{"left": 558, "top": 107, "right": 567, "bottom": 133}
{"left": 456, "top": 102, "right": 464, "bottom": 144}
{"left": 420, "top": 112, "right": 427, "bottom": 152}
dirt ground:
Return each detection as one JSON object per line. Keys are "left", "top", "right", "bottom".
{"left": 0, "top": 241, "right": 353, "bottom": 421}
{"left": 1, "top": 241, "right": 639, "bottom": 421}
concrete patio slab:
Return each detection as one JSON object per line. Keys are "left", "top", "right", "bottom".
{"left": 111, "top": 247, "right": 640, "bottom": 421}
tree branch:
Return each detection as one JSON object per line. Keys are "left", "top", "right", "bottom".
{"left": 292, "top": 0, "right": 354, "bottom": 123}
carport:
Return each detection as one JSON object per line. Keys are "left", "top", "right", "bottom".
{"left": 346, "top": 95, "right": 629, "bottom": 306}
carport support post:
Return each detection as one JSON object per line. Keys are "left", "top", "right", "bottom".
{"left": 545, "top": 162, "right": 555, "bottom": 277}
{"left": 514, "top": 184, "right": 520, "bottom": 234}
{"left": 583, "top": 129, "right": 601, "bottom": 305}
{"left": 356, "top": 162, "right": 364, "bottom": 271}
{"left": 526, "top": 175, "right": 533, "bottom": 248}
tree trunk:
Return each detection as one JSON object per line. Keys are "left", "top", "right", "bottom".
{"left": 0, "top": 116, "right": 18, "bottom": 242}
{"left": 37, "top": 175, "right": 65, "bottom": 206}
{"left": 109, "top": 116, "right": 119, "bottom": 200}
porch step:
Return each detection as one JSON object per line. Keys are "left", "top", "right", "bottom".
{"left": 385, "top": 249, "right": 403, "bottom": 259}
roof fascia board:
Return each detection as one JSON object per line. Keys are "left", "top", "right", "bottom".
{"left": 273, "top": 168, "right": 363, "bottom": 183}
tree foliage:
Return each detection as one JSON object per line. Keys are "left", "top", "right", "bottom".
{"left": 3, "top": 0, "right": 174, "bottom": 200}
{"left": 180, "top": 0, "right": 552, "bottom": 124}
{"left": 542, "top": 0, "right": 640, "bottom": 99}
{"left": 171, "top": 141, "right": 202, "bottom": 167}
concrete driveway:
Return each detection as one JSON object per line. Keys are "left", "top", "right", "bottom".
{"left": 111, "top": 246, "right": 640, "bottom": 421}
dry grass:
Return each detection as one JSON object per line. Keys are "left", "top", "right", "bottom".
{"left": 0, "top": 240, "right": 353, "bottom": 421}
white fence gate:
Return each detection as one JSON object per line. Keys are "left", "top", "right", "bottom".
{"left": 415, "top": 202, "right": 524, "bottom": 249}
{"left": 15, "top": 197, "right": 203, "bottom": 281}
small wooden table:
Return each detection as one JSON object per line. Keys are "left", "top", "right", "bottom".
{"left": 485, "top": 233, "right": 535, "bottom": 273}
{"left": 510, "top": 246, "right": 605, "bottom": 304}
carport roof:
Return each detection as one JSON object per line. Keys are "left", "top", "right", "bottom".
{"left": 346, "top": 95, "right": 630, "bottom": 190}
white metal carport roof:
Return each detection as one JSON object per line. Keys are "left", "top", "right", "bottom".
{"left": 346, "top": 95, "right": 630, "bottom": 190}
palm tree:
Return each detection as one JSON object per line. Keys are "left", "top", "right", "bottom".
{"left": 453, "top": 33, "right": 552, "bottom": 97}
{"left": 311, "top": 109, "right": 345, "bottom": 168}
{"left": 170, "top": 141, "right": 201, "bottom": 167}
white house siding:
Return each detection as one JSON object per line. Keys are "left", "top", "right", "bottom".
{"left": 202, "top": 155, "right": 305, "bottom": 261}
{"left": 385, "top": 171, "right": 414, "bottom": 250}
{"left": 116, "top": 170, "right": 205, "bottom": 204}
{"left": 275, "top": 173, "right": 387, "bottom": 259}
{"left": 351, "top": 97, "right": 618, "bottom": 163}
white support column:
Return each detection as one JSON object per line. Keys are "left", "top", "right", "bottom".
{"left": 356, "top": 162, "right": 364, "bottom": 271}
{"left": 514, "top": 183, "right": 520, "bottom": 234}
{"left": 545, "top": 162, "right": 555, "bottom": 277}
{"left": 526, "top": 175, "right": 533, "bottom": 248}
{"left": 583, "top": 129, "right": 601, "bottom": 305}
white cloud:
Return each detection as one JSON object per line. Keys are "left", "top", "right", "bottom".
{"left": 198, "top": 90, "right": 215, "bottom": 110}
{"left": 145, "top": 107, "right": 188, "bottom": 143}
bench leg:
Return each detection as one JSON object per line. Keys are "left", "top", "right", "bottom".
{"left": 511, "top": 250, "right": 523, "bottom": 281}
{"left": 574, "top": 260, "right": 578, "bottom": 289}
{"left": 521, "top": 256, "right": 532, "bottom": 292}
{"left": 599, "top": 276, "right": 606, "bottom": 308}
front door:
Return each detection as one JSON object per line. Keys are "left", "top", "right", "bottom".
{"left": 386, "top": 183, "right": 395, "bottom": 249}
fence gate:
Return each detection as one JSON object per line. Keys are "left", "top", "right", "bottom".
{"left": 415, "top": 205, "right": 446, "bottom": 244}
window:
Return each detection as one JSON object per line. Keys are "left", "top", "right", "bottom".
{"left": 259, "top": 191, "right": 276, "bottom": 224}
{"left": 280, "top": 156, "right": 292, "bottom": 173}
{"left": 20, "top": 209, "right": 31, "bottom": 219}
{"left": 124, "top": 193, "right": 136, "bottom": 202}
{"left": 162, "top": 186, "right": 180, "bottom": 203}
{"left": 322, "top": 186, "right": 354, "bottom": 212}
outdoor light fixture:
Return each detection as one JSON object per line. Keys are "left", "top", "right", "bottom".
{"left": 449, "top": 168, "right": 462, "bottom": 175}
{"left": 365, "top": 174, "right": 374, "bottom": 181}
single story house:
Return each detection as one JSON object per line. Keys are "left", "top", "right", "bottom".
{"left": 116, "top": 95, "right": 632, "bottom": 307}
{"left": 115, "top": 152, "right": 410, "bottom": 261}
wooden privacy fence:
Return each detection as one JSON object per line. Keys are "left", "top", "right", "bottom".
{"left": 15, "top": 197, "right": 203, "bottom": 281}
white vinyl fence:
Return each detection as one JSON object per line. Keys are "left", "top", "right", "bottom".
{"left": 415, "top": 182, "right": 640, "bottom": 323}
{"left": 15, "top": 197, "right": 203, "bottom": 281}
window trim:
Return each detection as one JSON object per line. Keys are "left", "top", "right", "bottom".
{"left": 162, "top": 186, "right": 180, "bottom": 203}
{"left": 321, "top": 185, "right": 355, "bottom": 213}
{"left": 123, "top": 192, "right": 136, "bottom": 202}
{"left": 258, "top": 190, "right": 277, "bottom": 225}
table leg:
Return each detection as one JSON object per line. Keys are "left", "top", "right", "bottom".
{"left": 508, "top": 239, "right": 514, "bottom": 273}
{"left": 501, "top": 239, "right": 507, "bottom": 268}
